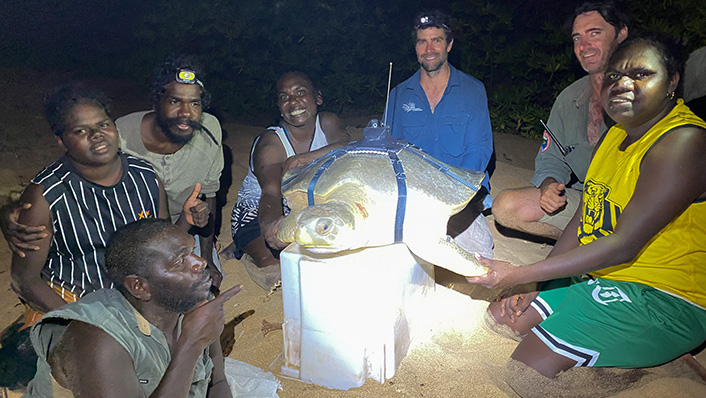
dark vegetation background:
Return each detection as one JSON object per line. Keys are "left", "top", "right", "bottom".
{"left": 1, "top": 0, "right": 704, "bottom": 139}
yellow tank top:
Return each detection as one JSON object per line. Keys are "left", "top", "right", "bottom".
{"left": 580, "top": 100, "right": 706, "bottom": 307}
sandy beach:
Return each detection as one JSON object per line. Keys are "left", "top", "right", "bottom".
{"left": 1, "top": 69, "right": 705, "bottom": 397}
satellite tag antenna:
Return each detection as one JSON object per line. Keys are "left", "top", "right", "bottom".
{"left": 382, "top": 62, "right": 393, "bottom": 126}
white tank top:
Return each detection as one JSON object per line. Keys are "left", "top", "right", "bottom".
{"left": 236, "top": 114, "right": 329, "bottom": 208}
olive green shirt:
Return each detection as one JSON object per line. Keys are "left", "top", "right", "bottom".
{"left": 25, "top": 289, "right": 213, "bottom": 397}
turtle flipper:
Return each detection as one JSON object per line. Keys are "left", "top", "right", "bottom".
{"left": 408, "top": 236, "right": 488, "bottom": 277}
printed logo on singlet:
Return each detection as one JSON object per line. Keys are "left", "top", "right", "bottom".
{"left": 578, "top": 179, "right": 622, "bottom": 241}
{"left": 402, "top": 102, "right": 423, "bottom": 112}
{"left": 588, "top": 279, "right": 632, "bottom": 306}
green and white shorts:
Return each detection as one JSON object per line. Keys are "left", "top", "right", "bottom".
{"left": 530, "top": 278, "right": 706, "bottom": 368}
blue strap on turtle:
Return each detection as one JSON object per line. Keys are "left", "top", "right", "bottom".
{"left": 305, "top": 148, "right": 347, "bottom": 206}
{"left": 387, "top": 150, "right": 407, "bottom": 242}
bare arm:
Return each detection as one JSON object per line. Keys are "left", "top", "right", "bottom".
{"left": 157, "top": 178, "right": 170, "bottom": 221}
{"left": 165, "top": 179, "right": 216, "bottom": 284}
{"left": 10, "top": 184, "right": 66, "bottom": 313}
{"left": 197, "top": 196, "right": 220, "bottom": 287}
{"left": 282, "top": 112, "right": 350, "bottom": 173}
{"left": 470, "top": 127, "right": 706, "bottom": 290}
{"left": 1, "top": 201, "right": 48, "bottom": 257}
{"left": 206, "top": 339, "right": 232, "bottom": 398}
{"left": 545, "top": 201, "right": 582, "bottom": 259}
{"left": 253, "top": 131, "right": 290, "bottom": 250}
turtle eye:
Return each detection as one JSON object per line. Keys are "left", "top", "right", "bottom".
{"left": 315, "top": 218, "right": 333, "bottom": 235}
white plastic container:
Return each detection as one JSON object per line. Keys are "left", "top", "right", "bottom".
{"left": 280, "top": 243, "right": 436, "bottom": 390}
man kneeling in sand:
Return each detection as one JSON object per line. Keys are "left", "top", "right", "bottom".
{"left": 25, "top": 218, "right": 241, "bottom": 397}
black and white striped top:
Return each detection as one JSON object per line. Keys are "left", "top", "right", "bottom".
{"left": 32, "top": 152, "right": 161, "bottom": 297}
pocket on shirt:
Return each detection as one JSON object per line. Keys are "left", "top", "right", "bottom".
{"left": 400, "top": 114, "right": 427, "bottom": 143}
{"left": 439, "top": 114, "right": 470, "bottom": 158}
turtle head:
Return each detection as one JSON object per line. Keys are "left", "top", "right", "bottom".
{"left": 293, "top": 202, "right": 362, "bottom": 252}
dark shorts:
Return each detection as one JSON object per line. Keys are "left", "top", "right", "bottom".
{"left": 230, "top": 204, "right": 261, "bottom": 260}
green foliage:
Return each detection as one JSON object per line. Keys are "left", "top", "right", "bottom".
{"left": 627, "top": 0, "right": 706, "bottom": 51}
{"left": 126, "top": 0, "right": 416, "bottom": 118}
{"left": 3, "top": 0, "right": 703, "bottom": 137}
{"left": 445, "top": 1, "right": 576, "bottom": 138}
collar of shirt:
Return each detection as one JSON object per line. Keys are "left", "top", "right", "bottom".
{"left": 405, "top": 63, "right": 461, "bottom": 96}
{"left": 573, "top": 75, "right": 593, "bottom": 109}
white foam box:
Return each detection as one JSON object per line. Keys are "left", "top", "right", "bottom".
{"left": 280, "top": 243, "right": 436, "bottom": 390}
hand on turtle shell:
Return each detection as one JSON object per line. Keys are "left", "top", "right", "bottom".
{"left": 282, "top": 153, "right": 315, "bottom": 175}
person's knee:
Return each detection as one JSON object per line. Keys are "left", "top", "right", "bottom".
{"left": 483, "top": 303, "right": 524, "bottom": 341}
{"left": 491, "top": 190, "right": 517, "bottom": 224}
{"left": 492, "top": 188, "right": 539, "bottom": 225}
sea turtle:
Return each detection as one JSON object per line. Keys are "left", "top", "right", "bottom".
{"left": 276, "top": 121, "right": 488, "bottom": 277}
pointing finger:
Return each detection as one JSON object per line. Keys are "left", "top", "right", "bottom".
{"left": 212, "top": 285, "right": 242, "bottom": 305}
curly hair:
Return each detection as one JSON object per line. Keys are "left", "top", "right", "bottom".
{"left": 276, "top": 71, "right": 319, "bottom": 94}
{"left": 150, "top": 54, "right": 211, "bottom": 109}
{"left": 43, "top": 83, "right": 112, "bottom": 136}
{"left": 105, "top": 218, "right": 177, "bottom": 293}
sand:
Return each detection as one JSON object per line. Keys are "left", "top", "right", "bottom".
{"left": 1, "top": 69, "right": 705, "bottom": 397}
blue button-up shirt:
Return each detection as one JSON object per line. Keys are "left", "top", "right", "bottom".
{"left": 385, "top": 64, "right": 493, "bottom": 189}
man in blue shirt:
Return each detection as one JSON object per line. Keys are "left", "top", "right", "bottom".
{"left": 385, "top": 10, "right": 494, "bottom": 258}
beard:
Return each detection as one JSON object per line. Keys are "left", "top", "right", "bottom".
{"left": 152, "top": 271, "right": 212, "bottom": 313}
{"left": 419, "top": 52, "right": 447, "bottom": 74}
{"left": 155, "top": 112, "right": 202, "bottom": 146}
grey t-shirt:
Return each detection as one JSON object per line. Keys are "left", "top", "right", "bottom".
{"left": 116, "top": 111, "right": 224, "bottom": 222}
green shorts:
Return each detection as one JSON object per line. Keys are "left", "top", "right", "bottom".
{"left": 538, "top": 187, "right": 581, "bottom": 230}
{"left": 530, "top": 278, "right": 706, "bottom": 368}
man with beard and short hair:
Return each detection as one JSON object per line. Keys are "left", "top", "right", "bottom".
{"left": 25, "top": 218, "right": 241, "bottom": 397}
{"left": 492, "top": 1, "right": 629, "bottom": 240}
{"left": 385, "top": 10, "right": 494, "bottom": 258}
{"left": 115, "top": 54, "right": 225, "bottom": 288}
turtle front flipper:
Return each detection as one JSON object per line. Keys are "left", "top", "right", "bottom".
{"left": 407, "top": 236, "right": 488, "bottom": 277}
